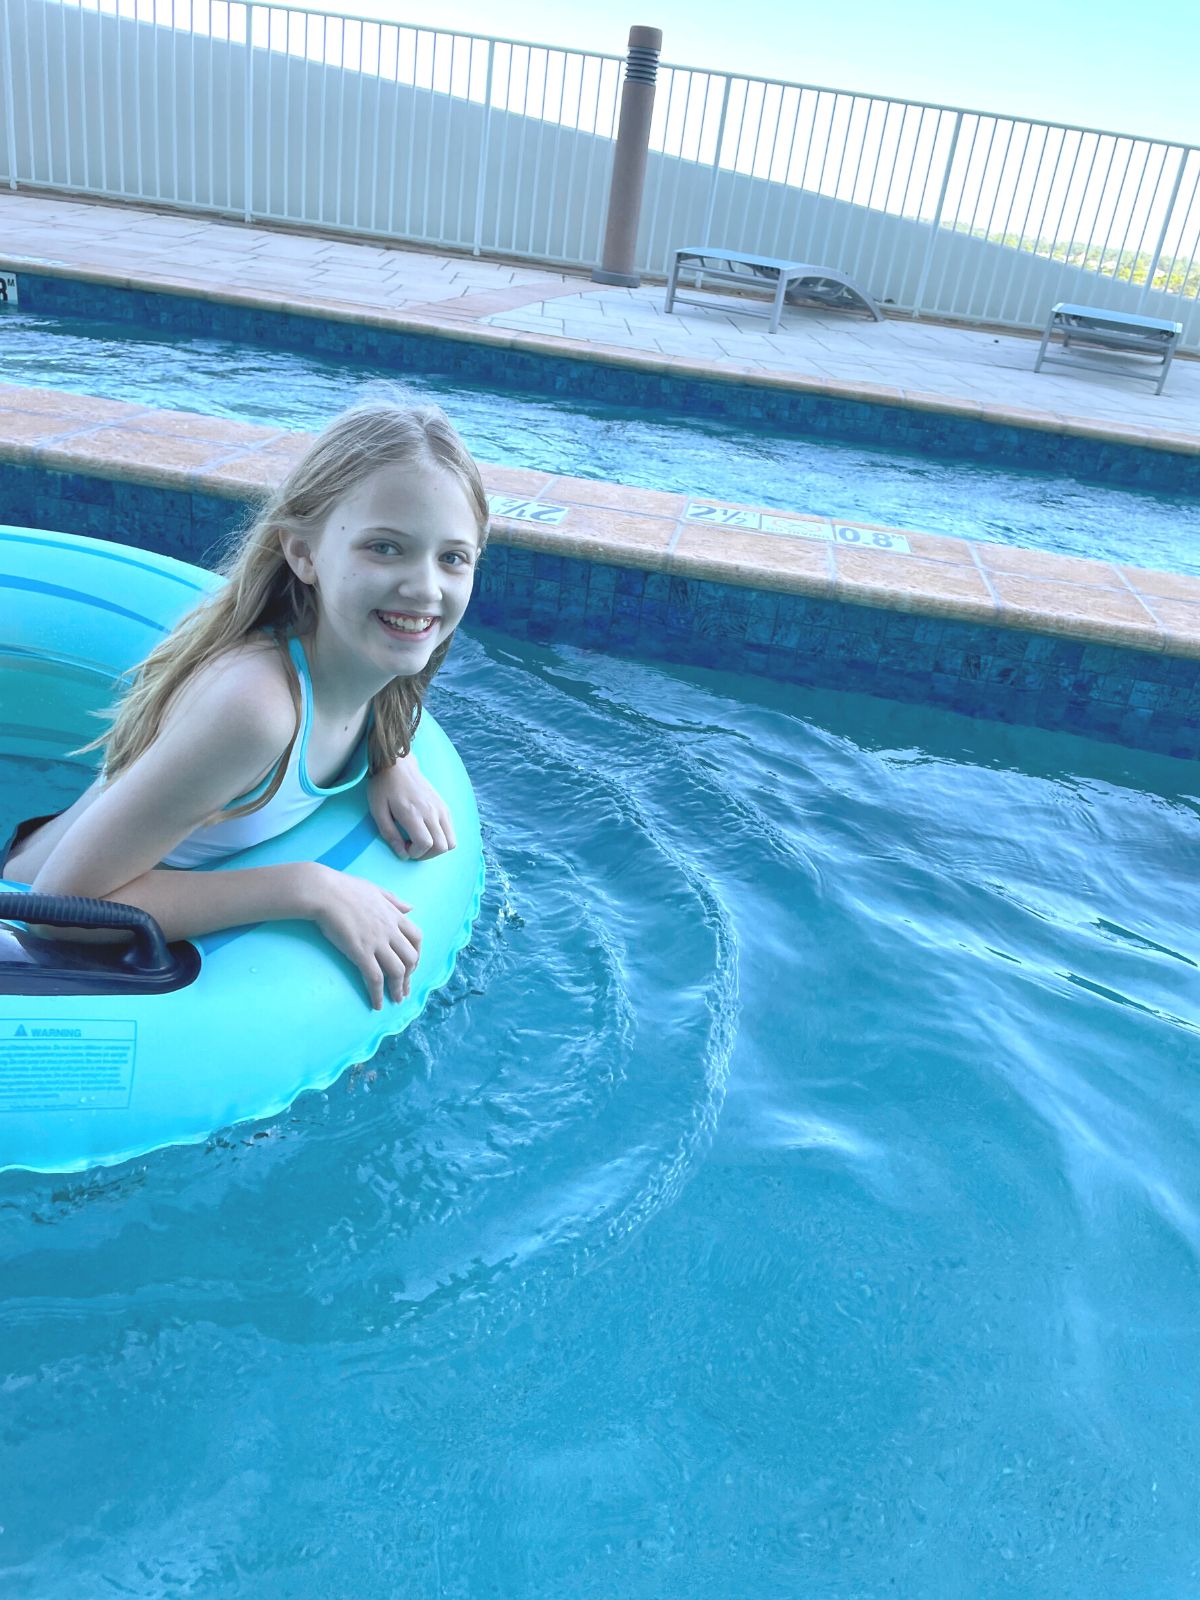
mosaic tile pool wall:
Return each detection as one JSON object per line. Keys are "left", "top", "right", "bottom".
{"left": 3, "top": 463, "right": 1198, "bottom": 760}
{"left": 10, "top": 269, "right": 1200, "bottom": 495}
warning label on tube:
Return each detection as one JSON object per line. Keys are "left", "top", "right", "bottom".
{"left": 0, "top": 1020, "right": 136, "bottom": 1111}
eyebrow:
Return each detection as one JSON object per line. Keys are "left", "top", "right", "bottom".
{"left": 362, "top": 524, "right": 477, "bottom": 550}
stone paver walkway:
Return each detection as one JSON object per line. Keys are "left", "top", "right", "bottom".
{"left": 4, "top": 190, "right": 1200, "bottom": 712}
{"left": 2, "top": 192, "right": 1197, "bottom": 443}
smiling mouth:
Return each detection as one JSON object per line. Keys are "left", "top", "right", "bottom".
{"left": 376, "top": 611, "right": 438, "bottom": 638}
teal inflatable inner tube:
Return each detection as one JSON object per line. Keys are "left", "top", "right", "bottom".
{"left": 0, "top": 525, "right": 485, "bottom": 1176}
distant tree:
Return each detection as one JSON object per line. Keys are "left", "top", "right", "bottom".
{"left": 949, "top": 222, "right": 1198, "bottom": 297}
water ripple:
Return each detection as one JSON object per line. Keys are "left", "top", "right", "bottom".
{"left": 4, "top": 632, "right": 1200, "bottom": 1596}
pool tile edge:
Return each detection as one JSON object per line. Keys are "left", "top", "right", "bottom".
{"left": 5, "top": 254, "right": 1198, "bottom": 460}
{"left": 3, "top": 387, "right": 1200, "bottom": 672}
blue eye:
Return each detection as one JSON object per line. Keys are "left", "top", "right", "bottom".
{"left": 442, "top": 551, "right": 473, "bottom": 568}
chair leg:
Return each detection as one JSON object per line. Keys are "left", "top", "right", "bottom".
{"left": 1033, "top": 319, "right": 1055, "bottom": 373}
{"left": 664, "top": 255, "right": 680, "bottom": 316}
{"left": 769, "top": 274, "right": 787, "bottom": 335}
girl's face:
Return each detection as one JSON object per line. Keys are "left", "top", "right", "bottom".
{"left": 286, "top": 457, "right": 482, "bottom": 679}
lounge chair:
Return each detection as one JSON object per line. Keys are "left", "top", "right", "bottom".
{"left": 665, "top": 247, "right": 883, "bottom": 333}
{"left": 1034, "top": 303, "right": 1182, "bottom": 395}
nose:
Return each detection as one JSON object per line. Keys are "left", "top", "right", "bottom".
{"left": 393, "top": 552, "right": 441, "bottom": 608}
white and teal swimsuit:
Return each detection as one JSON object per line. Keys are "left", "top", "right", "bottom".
{"left": 160, "top": 636, "right": 370, "bottom": 869}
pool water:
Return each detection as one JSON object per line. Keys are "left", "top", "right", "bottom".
{"left": 3, "top": 628, "right": 1199, "bottom": 1596}
{"left": 7, "top": 309, "right": 1200, "bottom": 578}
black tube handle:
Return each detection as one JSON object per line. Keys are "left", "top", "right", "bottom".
{"left": 0, "top": 891, "right": 176, "bottom": 977}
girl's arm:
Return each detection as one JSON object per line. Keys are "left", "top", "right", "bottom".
{"left": 36, "top": 855, "right": 421, "bottom": 1010}
{"left": 32, "top": 648, "right": 301, "bottom": 909}
{"left": 29, "top": 651, "right": 421, "bottom": 1007}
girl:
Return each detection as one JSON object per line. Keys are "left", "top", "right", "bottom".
{"left": 4, "top": 399, "right": 488, "bottom": 1011}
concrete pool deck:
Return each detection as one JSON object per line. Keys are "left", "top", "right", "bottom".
{"left": 2, "top": 190, "right": 1200, "bottom": 666}
{"left": 3, "top": 192, "right": 1199, "bottom": 445}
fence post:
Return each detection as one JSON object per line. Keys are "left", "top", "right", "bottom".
{"left": 1, "top": 0, "right": 19, "bottom": 189}
{"left": 472, "top": 39, "right": 495, "bottom": 257}
{"left": 911, "top": 109, "right": 962, "bottom": 319}
{"left": 592, "top": 24, "right": 663, "bottom": 286}
{"left": 243, "top": 1, "right": 255, "bottom": 221}
{"left": 1136, "top": 146, "right": 1188, "bottom": 312}
{"left": 699, "top": 76, "right": 732, "bottom": 246}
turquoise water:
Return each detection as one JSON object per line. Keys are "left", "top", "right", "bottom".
{"left": 3, "top": 628, "right": 1199, "bottom": 1596}
{"left": 7, "top": 309, "right": 1200, "bottom": 577}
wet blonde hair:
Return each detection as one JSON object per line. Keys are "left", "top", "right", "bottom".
{"left": 93, "top": 399, "right": 489, "bottom": 816}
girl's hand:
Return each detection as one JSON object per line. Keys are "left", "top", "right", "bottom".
{"left": 368, "top": 753, "right": 457, "bottom": 861}
{"left": 305, "top": 865, "right": 423, "bottom": 1011}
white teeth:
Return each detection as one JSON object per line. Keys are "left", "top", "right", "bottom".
{"left": 379, "top": 613, "right": 434, "bottom": 634}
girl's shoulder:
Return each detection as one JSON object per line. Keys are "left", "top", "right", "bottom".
{"left": 163, "top": 635, "right": 299, "bottom": 755}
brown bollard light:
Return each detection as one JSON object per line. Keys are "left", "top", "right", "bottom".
{"left": 592, "top": 26, "right": 663, "bottom": 288}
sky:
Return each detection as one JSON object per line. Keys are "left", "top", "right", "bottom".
{"left": 357, "top": 0, "right": 1200, "bottom": 148}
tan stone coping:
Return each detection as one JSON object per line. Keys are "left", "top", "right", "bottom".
{"left": 8, "top": 256, "right": 1200, "bottom": 461}
{"left": 3, "top": 382, "right": 1200, "bottom": 661}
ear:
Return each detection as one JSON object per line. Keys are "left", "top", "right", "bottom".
{"left": 279, "top": 528, "right": 317, "bottom": 586}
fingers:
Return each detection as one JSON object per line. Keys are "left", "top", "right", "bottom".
{"left": 365, "top": 907, "right": 422, "bottom": 1008}
{"left": 372, "top": 796, "right": 458, "bottom": 861}
{"left": 403, "top": 818, "right": 435, "bottom": 859}
{"left": 376, "top": 922, "right": 420, "bottom": 1005}
{"left": 429, "top": 802, "right": 455, "bottom": 855}
{"left": 369, "top": 798, "right": 409, "bottom": 858}
{"left": 405, "top": 811, "right": 457, "bottom": 860}
{"left": 362, "top": 958, "right": 385, "bottom": 1012}
{"left": 378, "top": 947, "right": 409, "bottom": 1007}
{"left": 362, "top": 942, "right": 417, "bottom": 1010}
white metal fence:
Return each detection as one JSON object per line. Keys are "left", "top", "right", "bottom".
{"left": 3, "top": 0, "right": 1199, "bottom": 349}
{"left": 642, "top": 66, "right": 1200, "bottom": 346}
